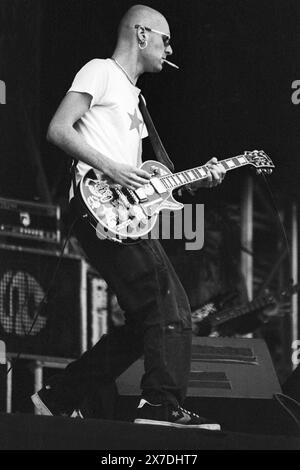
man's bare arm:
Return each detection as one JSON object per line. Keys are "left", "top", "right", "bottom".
{"left": 47, "top": 91, "right": 151, "bottom": 189}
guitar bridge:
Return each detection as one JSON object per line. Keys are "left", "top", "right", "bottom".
{"left": 112, "top": 187, "right": 131, "bottom": 209}
{"left": 123, "top": 188, "right": 139, "bottom": 204}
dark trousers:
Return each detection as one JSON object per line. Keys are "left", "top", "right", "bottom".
{"left": 48, "top": 203, "right": 192, "bottom": 415}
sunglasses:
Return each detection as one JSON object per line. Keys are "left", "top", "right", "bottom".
{"left": 134, "top": 24, "right": 171, "bottom": 48}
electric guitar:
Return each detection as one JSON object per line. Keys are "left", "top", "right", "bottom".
{"left": 77, "top": 150, "right": 274, "bottom": 243}
{"left": 192, "top": 283, "right": 299, "bottom": 336}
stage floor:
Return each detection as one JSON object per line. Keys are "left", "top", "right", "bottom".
{"left": 0, "top": 412, "right": 299, "bottom": 450}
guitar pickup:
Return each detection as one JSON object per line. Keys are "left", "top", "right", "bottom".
{"left": 134, "top": 187, "right": 148, "bottom": 202}
{"left": 150, "top": 177, "right": 167, "bottom": 194}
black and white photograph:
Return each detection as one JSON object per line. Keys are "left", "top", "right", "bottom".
{"left": 0, "top": 0, "right": 300, "bottom": 452}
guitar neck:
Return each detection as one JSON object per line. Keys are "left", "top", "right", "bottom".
{"left": 210, "top": 295, "right": 274, "bottom": 327}
{"left": 158, "top": 154, "right": 250, "bottom": 190}
{"left": 211, "top": 283, "right": 300, "bottom": 327}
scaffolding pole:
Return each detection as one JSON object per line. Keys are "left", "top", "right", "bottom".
{"left": 291, "top": 202, "right": 298, "bottom": 369}
{"left": 241, "top": 175, "right": 254, "bottom": 301}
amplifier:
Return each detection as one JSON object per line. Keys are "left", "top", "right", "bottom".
{"left": 0, "top": 197, "right": 60, "bottom": 245}
{"left": 0, "top": 245, "right": 87, "bottom": 358}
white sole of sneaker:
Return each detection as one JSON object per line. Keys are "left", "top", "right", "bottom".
{"left": 134, "top": 418, "right": 221, "bottom": 431}
{"left": 31, "top": 393, "right": 81, "bottom": 418}
{"left": 31, "top": 393, "right": 53, "bottom": 416}
{"left": 72, "top": 410, "right": 84, "bottom": 419}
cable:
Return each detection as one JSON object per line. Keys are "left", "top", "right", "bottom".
{"left": 5, "top": 215, "right": 80, "bottom": 376}
{"left": 255, "top": 173, "right": 295, "bottom": 298}
{"left": 260, "top": 173, "right": 291, "bottom": 267}
{"left": 274, "top": 392, "right": 300, "bottom": 429}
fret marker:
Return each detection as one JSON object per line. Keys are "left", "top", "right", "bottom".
{"left": 226, "top": 160, "right": 235, "bottom": 168}
{"left": 173, "top": 175, "right": 181, "bottom": 185}
{"left": 187, "top": 171, "right": 196, "bottom": 180}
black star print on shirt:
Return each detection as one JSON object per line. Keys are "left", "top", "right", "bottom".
{"left": 128, "top": 108, "right": 143, "bottom": 133}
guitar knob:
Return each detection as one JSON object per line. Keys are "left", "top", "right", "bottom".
{"left": 138, "top": 217, "right": 148, "bottom": 227}
{"left": 96, "top": 205, "right": 106, "bottom": 218}
{"left": 118, "top": 206, "right": 128, "bottom": 222}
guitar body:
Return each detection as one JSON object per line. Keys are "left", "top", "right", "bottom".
{"left": 76, "top": 150, "right": 274, "bottom": 243}
{"left": 78, "top": 160, "right": 183, "bottom": 243}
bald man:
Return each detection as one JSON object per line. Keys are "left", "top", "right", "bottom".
{"left": 31, "top": 5, "right": 224, "bottom": 430}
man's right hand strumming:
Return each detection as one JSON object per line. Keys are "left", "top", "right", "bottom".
{"left": 46, "top": 91, "right": 151, "bottom": 192}
{"left": 102, "top": 160, "right": 151, "bottom": 190}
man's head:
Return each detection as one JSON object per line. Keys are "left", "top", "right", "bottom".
{"left": 117, "top": 5, "right": 173, "bottom": 73}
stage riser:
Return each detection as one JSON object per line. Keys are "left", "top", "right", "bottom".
{"left": 117, "top": 337, "right": 282, "bottom": 399}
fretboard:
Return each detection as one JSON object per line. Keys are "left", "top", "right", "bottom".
{"left": 212, "top": 283, "right": 299, "bottom": 327}
{"left": 159, "top": 154, "right": 249, "bottom": 190}
{"left": 211, "top": 295, "right": 274, "bottom": 327}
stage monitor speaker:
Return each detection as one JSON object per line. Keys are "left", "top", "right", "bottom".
{"left": 0, "top": 245, "right": 87, "bottom": 358}
{"left": 116, "top": 337, "right": 282, "bottom": 399}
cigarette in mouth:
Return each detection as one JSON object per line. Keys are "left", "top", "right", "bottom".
{"left": 163, "top": 59, "right": 179, "bottom": 69}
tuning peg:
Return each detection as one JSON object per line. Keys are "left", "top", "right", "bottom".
{"left": 256, "top": 169, "right": 262, "bottom": 175}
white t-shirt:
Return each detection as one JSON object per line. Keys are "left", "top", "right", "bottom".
{"left": 68, "top": 58, "right": 148, "bottom": 198}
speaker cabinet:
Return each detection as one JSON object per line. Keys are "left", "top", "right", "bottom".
{"left": 117, "top": 337, "right": 281, "bottom": 399}
{"left": 0, "top": 245, "right": 88, "bottom": 358}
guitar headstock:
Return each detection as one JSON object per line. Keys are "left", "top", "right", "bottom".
{"left": 243, "top": 150, "right": 275, "bottom": 175}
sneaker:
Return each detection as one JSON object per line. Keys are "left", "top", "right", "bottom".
{"left": 134, "top": 399, "right": 221, "bottom": 431}
{"left": 31, "top": 386, "right": 81, "bottom": 418}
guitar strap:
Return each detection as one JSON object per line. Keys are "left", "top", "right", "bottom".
{"left": 138, "top": 93, "right": 175, "bottom": 173}
{"left": 70, "top": 158, "right": 78, "bottom": 197}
